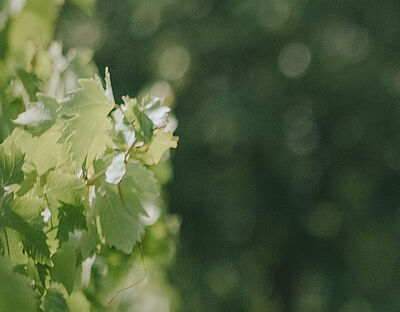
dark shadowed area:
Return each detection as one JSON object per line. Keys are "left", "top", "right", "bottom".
{"left": 58, "top": 0, "right": 400, "bottom": 311}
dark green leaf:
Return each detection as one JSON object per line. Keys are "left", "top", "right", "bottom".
{"left": 0, "top": 143, "right": 24, "bottom": 187}
{"left": 57, "top": 202, "right": 87, "bottom": 246}
{"left": 43, "top": 289, "right": 70, "bottom": 312}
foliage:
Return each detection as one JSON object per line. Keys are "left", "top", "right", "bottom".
{"left": 0, "top": 1, "right": 179, "bottom": 311}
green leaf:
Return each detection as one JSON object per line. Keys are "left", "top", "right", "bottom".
{"left": 0, "top": 142, "right": 24, "bottom": 187}
{"left": 51, "top": 238, "right": 79, "bottom": 295}
{"left": 0, "top": 192, "right": 50, "bottom": 263}
{"left": 94, "top": 182, "right": 144, "bottom": 254}
{"left": 0, "top": 228, "right": 28, "bottom": 265}
{"left": 124, "top": 161, "right": 160, "bottom": 203}
{"left": 15, "top": 69, "right": 42, "bottom": 102}
{"left": 123, "top": 97, "right": 153, "bottom": 143}
{"left": 1, "top": 210, "right": 50, "bottom": 263}
{"left": 11, "top": 193, "right": 45, "bottom": 221}
{"left": 61, "top": 79, "right": 114, "bottom": 171}
{"left": 43, "top": 289, "right": 70, "bottom": 312}
{"left": 134, "top": 130, "right": 178, "bottom": 165}
{"left": 16, "top": 170, "right": 38, "bottom": 196}
{"left": 57, "top": 202, "right": 87, "bottom": 246}
{"left": 5, "top": 126, "right": 69, "bottom": 175}
{"left": 0, "top": 255, "right": 37, "bottom": 312}
{"left": 76, "top": 228, "right": 98, "bottom": 259}
{"left": 66, "top": 291, "right": 91, "bottom": 312}
{"left": 44, "top": 169, "right": 85, "bottom": 209}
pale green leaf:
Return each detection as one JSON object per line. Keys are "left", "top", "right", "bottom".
{"left": 11, "top": 193, "right": 45, "bottom": 221}
{"left": 6, "top": 125, "right": 69, "bottom": 175}
{"left": 66, "top": 291, "right": 91, "bottom": 312}
{"left": 61, "top": 79, "right": 114, "bottom": 171}
{"left": 16, "top": 170, "right": 37, "bottom": 196}
{"left": 134, "top": 130, "right": 178, "bottom": 165}
{"left": 44, "top": 169, "right": 85, "bottom": 209}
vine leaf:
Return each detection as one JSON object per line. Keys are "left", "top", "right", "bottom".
{"left": 124, "top": 161, "right": 160, "bottom": 204}
{"left": 94, "top": 182, "right": 144, "bottom": 254}
{"left": 61, "top": 79, "right": 114, "bottom": 171}
{"left": 0, "top": 143, "right": 24, "bottom": 188}
{"left": 12, "top": 193, "right": 45, "bottom": 221}
{"left": 123, "top": 97, "right": 154, "bottom": 143}
{"left": 5, "top": 126, "right": 69, "bottom": 176}
{"left": 134, "top": 130, "right": 179, "bottom": 165}
{"left": 44, "top": 169, "right": 85, "bottom": 209}
{"left": 0, "top": 194, "right": 50, "bottom": 264}
{"left": 42, "top": 289, "right": 69, "bottom": 312}
{"left": 51, "top": 237, "right": 79, "bottom": 295}
{"left": 0, "top": 255, "right": 37, "bottom": 312}
{"left": 57, "top": 202, "right": 87, "bottom": 246}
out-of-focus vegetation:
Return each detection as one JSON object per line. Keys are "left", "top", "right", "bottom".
{"left": 54, "top": 0, "right": 400, "bottom": 311}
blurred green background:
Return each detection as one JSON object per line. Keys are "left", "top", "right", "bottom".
{"left": 57, "top": 0, "right": 400, "bottom": 311}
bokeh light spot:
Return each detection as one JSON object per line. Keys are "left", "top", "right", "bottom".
{"left": 257, "top": 0, "right": 290, "bottom": 31}
{"left": 159, "top": 46, "right": 191, "bottom": 80}
{"left": 278, "top": 42, "right": 311, "bottom": 78}
{"left": 322, "top": 22, "right": 370, "bottom": 63}
{"left": 131, "top": 2, "right": 161, "bottom": 38}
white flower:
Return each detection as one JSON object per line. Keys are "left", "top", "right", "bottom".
{"left": 105, "top": 152, "right": 126, "bottom": 184}
{"left": 41, "top": 208, "right": 51, "bottom": 223}
{"left": 144, "top": 98, "right": 171, "bottom": 128}
{"left": 13, "top": 103, "right": 52, "bottom": 126}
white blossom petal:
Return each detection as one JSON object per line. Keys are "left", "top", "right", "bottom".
{"left": 41, "top": 208, "right": 51, "bottom": 223}
{"left": 105, "top": 152, "right": 126, "bottom": 184}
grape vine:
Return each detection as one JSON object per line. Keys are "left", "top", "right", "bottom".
{"left": 0, "top": 1, "right": 179, "bottom": 310}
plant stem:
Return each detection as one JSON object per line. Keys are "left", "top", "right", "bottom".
{"left": 86, "top": 170, "right": 106, "bottom": 186}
